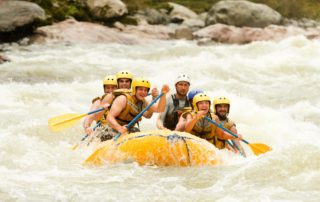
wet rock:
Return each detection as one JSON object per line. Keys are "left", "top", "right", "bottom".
{"left": 113, "top": 21, "right": 126, "bottom": 31}
{"left": 194, "top": 23, "right": 320, "bottom": 44}
{"left": 134, "top": 8, "right": 170, "bottom": 25}
{"left": 168, "top": 2, "right": 198, "bottom": 23}
{"left": 206, "top": 0, "right": 282, "bottom": 28}
{"left": 121, "top": 23, "right": 175, "bottom": 40}
{"left": 0, "top": 0, "right": 46, "bottom": 42}
{"left": 0, "top": 0, "right": 45, "bottom": 32}
{"left": 174, "top": 26, "right": 193, "bottom": 40}
{"left": 30, "top": 19, "right": 140, "bottom": 45}
{"left": 85, "top": 0, "right": 127, "bottom": 20}
{"left": 182, "top": 18, "right": 205, "bottom": 31}
{"left": 0, "top": 54, "right": 10, "bottom": 64}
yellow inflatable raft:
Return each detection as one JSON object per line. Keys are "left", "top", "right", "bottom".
{"left": 84, "top": 130, "right": 223, "bottom": 167}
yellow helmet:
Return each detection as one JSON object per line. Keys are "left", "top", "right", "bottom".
{"left": 131, "top": 78, "right": 151, "bottom": 95}
{"left": 192, "top": 93, "right": 211, "bottom": 111}
{"left": 116, "top": 70, "right": 133, "bottom": 80}
{"left": 103, "top": 75, "right": 117, "bottom": 86}
{"left": 213, "top": 96, "right": 230, "bottom": 113}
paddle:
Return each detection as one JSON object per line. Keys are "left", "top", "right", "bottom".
{"left": 48, "top": 108, "right": 105, "bottom": 132}
{"left": 70, "top": 122, "right": 102, "bottom": 150}
{"left": 113, "top": 92, "right": 164, "bottom": 141}
{"left": 204, "top": 117, "right": 272, "bottom": 156}
{"left": 226, "top": 140, "right": 245, "bottom": 157}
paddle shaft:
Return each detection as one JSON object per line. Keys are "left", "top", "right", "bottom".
{"left": 81, "top": 121, "right": 102, "bottom": 141}
{"left": 52, "top": 108, "right": 105, "bottom": 127}
{"left": 113, "top": 92, "right": 164, "bottom": 141}
{"left": 204, "top": 116, "right": 250, "bottom": 145}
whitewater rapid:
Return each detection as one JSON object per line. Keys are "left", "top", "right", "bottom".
{"left": 0, "top": 36, "right": 319, "bottom": 201}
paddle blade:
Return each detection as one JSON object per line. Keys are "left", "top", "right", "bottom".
{"left": 70, "top": 144, "right": 79, "bottom": 150}
{"left": 248, "top": 143, "right": 272, "bottom": 156}
{"left": 48, "top": 113, "right": 85, "bottom": 132}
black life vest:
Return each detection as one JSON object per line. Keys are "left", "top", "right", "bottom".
{"left": 163, "top": 94, "right": 190, "bottom": 130}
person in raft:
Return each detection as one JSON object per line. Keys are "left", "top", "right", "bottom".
{"left": 156, "top": 74, "right": 191, "bottom": 130}
{"left": 184, "top": 93, "right": 241, "bottom": 146}
{"left": 213, "top": 96, "right": 246, "bottom": 156}
{"left": 102, "top": 78, "right": 169, "bottom": 140}
{"left": 83, "top": 75, "right": 118, "bottom": 135}
{"left": 175, "top": 89, "right": 204, "bottom": 131}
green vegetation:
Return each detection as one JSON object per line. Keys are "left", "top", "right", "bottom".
{"left": 26, "top": 0, "right": 92, "bottom": 24}
{"left": 27, "top": 0, "right": 320, "bottom": 24}
{"left": 122, "top": 0, "right": 217, "bottom": 14}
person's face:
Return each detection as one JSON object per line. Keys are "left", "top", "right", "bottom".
{"left": 216, "top": 104, "right": 229, "bottom": 119}
{"left": 196, "top": 101, "right": 210, "bottom": 113}
{"left": 104, "top": 85, "right": 117, "bottom": 94}
{"left": 118, "top": 78, "right": 131, "bottom": 89}
{"left": 175, "top": 81, "right": 190, "bottom": 96}
{"left": 135, "top": 87, "right": 149, "bottom": 100}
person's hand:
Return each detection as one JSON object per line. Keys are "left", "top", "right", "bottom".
{"left": 236, "top": 133, "right": 243, "bottom": 140}
{"left": 101, "top": 103, "right": 110, "bottom": 110}
{"left": 161, "top": 85, "right": 170, "bottom": 94}
{"left": 118, "top": 125, "right": 128, "bottom": 134}
{"left": 196, "top": 110, "right": 206, "bottom": 119}
{"left": 85, "top": 126, "right": 93, "bottom": 135}
{"left": 158, "top": 125, "right": 167, "bottom": 130}
{"left": 151, "top": 87, "right": 159, "bottom": 100}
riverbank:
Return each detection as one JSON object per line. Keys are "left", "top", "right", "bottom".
{"left": 1, "top": 0, "right": 320, "bottom": 48}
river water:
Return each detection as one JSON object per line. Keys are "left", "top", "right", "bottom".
{"left": 1, "top": 37, "right": 319, "bottom": 201}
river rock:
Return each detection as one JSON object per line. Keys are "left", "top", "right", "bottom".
{"left": 0, "top": 54, "right": 10, "bottom": 64}
{"left": 168, "top": 2, "right": 198, "bottom": 23}
{"left": 134, "top": 9, "right": 170, "bottom": 25}
{"left": 206, "top": 0, "right": 282, "bottom": 27}
{"left": 194, "top": 23, "right": 320, "bottom": 44}
{"left": 120, "top": 23, "right": 175, "bottom": 40}
{"left": 174, "top": 26, "right": 193, "bottom": 40}
{"left": 85, "top": 0, "right": 127, "bottom": 20}
{"left": 0, "top": 0, "right": 45, "bottom": 32}
{"left": 30, "top": 19, "right": 139, "bottom": 44}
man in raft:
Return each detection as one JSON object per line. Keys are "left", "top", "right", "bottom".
{"left": 83, "top": 75, "right": 118, "bottom": 135}
{"left": 156, "top": 74, "right": 191, "bottom": 130}
{"left": 213, "top": 96, "right": 246, "bottom": 156}
{"left": 175, "top": 89, "right": 204, "bottom": 131}
{"left": 184, "top": 93, "right": 241, "bottom": 147}
{"left": 104, "top": 77, "right": 170, "bottom": 139}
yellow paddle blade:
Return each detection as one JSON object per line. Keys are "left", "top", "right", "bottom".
{"left": 48, "top": 113, "right": 86, "bottom": 132}
{"left": 248, "top": 143, "right": 272, "bottom": 156}
{"left": 70, "top": 144, "right": 79, "bottom": 150}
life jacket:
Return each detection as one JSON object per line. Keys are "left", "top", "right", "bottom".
{"left": 188, "top": 111, "right": 217, "bottom": 144}
{"left": 214, "top": 118, "right": 236, "bottom": 149}
{"left": 163, "top": 94, "right": 190, "bottom": 130}
{"left": 99, "top": 89, "right": 132, "bottom": 126}
{"left": 91, "top": 96, "right": 101, "bottom": 104}
{"left": 110, "top": 91, "right": 146, "bottom": 128}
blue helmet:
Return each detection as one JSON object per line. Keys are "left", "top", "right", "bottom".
{"left": 187, "top": 89, "right": 204, "bottom": 101}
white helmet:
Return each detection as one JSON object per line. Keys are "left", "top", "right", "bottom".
{"left": 175, "top": 74, "right": 191, "bottom": 85}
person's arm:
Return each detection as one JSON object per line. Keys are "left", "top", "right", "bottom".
{"left": 175, "top": 117, "right": 186, "bottom": 131}
{"left": 156, "top": 110, "right": 166, "bottom": 129}
{"left": 106, "top": 95, "right": 127, "bottom": 134}
{"left": 83, "top": 99, "right": 102, "bottom": 134}
{"left": 214, "top": 117, "right": 241, "bottom": 141}
{"left": 143, "top": 87, "right": 160, "bottom": 118}
{"left": 230, "top": 126, "right": 246, "bottom": 157}
{"left": 185, "top": 111, "right": 205, "bottom": 133}
{"left": 144, "top": 85, "right": 170, "bottom": 119}
{"left": 156, "top": 96, "right": 170, "bottom": 129}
